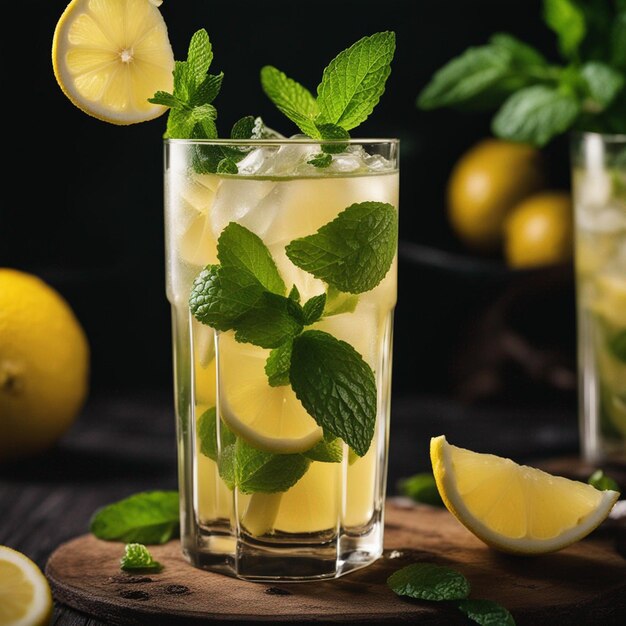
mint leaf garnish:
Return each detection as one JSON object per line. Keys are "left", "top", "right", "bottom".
{"left": 543, "top": 0, "right": 586, "bottom": 60}
{"left": 308, "top": 152, "right": 332, "bottom": 168}
{"left": 217, "top": 158, "right": 238, "bottom": 174}
{"left": 387, "top": 563, "right": 471, "bottom": 602}
{"left": 316, "top": 32, "right": 395, "bottom": 131}
{"left": 217, "top": 223, "right": 286, "bottom": 296}
{"left": 286, "top": 201, "right": 397, "bottom": 294}
{"left": 265, "top": 341, "right": 292, "bottom": 387}
{"left": 197, "top": 407, "right": 236, "bottom": 461}
{"left": 491, "top": 85, "right": 580, "bottom": 147}
{"left": 232, "top": 291, "right": 303, "bottom": 348}
{"left": 120, "top": 544, "right": 162, "bottom": 573}
{"left": 317, "top": 123, "right": 350, "bottom": 154}
{"left": 231, "top": 115, "right": 256, "bottom": 139}
{"left": 235, "top": 439, "right": 310, "bottom": 494}
{"left": 219, "top": 443, "right": 236, "bottom": 490}
{"left": 588, "top": 469, "right": 620, "bottom": 492}
{"left": 90, "top": 491, "right": 179, "bottom": 545}
{"left": 290, "top": 330, "right": 376, "bottom": 457}
{"left": 398, "top": 473, "right": 444, "bottom": 507}
{"left": 187, "top": 28, "right": 213, "bottom": 85}
{"left": 260, "top": 66, "right": 320, "bottom": 137}
{"left": 288, "top": 285, "right": 301, "bottom": 302}
{"left": 581, "top": 62, "right": 625, "bottom": 110}
{"left": 261, "top": 32, "right": 395, "bottom": 137}
{"left": 303, "top": 438, "right": 343, "bottom": 463}
{"left": 150, "top": 91, "right": 184, "bottom": 108}
{"left": 302, "top": 294, "right": 326, "bottom": 325}
{"left": 189, "top": 73, "right": 223, "bottom": 107}
{"left": 457, "top": 599, "right": 516, "bottom": 626}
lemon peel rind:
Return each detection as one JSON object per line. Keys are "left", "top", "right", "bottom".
{"left": 220, "top": 403, "right": 323, "bottom": 455}
{"left": 51, "top": 0, "right": 172, "bottom": 126}
{"left": 0, "top": 546, "right": 53, "bottom": 626}
{"left": 430, "top": 435, "right": 620, "bottom": 555}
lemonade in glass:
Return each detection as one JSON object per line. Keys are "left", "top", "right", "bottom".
{"left": 573, "top": 132, "right": 626, "bottom": 465}
{"left": 165, "top": 138, "right": 398, "bottom": 579}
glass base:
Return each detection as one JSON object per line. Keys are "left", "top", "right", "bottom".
{"left": 183, "top": 518, "right": 383, "bottom": 582}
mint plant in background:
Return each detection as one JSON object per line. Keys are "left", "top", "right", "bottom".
{"left": 417, "top": 0, "right": 626, "bottom": 146}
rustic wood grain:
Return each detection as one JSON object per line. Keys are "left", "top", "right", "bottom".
{"left": 45, "top": 504, "right": 626, "bottom": 625}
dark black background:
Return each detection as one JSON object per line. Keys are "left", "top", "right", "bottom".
{"left": 2, "top": 0, "right": 577, "bottom": 421}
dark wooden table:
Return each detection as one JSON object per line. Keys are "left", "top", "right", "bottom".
{"left": 0, "top": 389, "right": 599, "bottom": 624}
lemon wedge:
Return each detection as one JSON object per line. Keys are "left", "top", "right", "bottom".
{"left": 52, "top": 0, "right": 174, "bottom": 125}
{"left": 217, "top": 332, "right": 322, "bottom": 454}
{"left": 430, "top": 435, "right": 620, "bottom": 555}
{"left": 0, "top": 546, "right": 53, "bottom": 626}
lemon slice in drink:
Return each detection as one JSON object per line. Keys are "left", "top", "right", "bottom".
{"left": 430, "top": 435, "right": 620, "bottom": 555}
{"left": 52, "top": 0, "right": 174, "bottom": 125}
{"left": 0, "top": 546, "right": 53, "bottom": 626}
{"left": 218, "top": 332, "right": 322, "bottom": 454}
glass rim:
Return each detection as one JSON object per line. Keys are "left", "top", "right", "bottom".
{"left": 569, "top": 129, "right": 626, "bottom": 143}
{"left": 165, "top": 137, "right": 400, "bottom": 146}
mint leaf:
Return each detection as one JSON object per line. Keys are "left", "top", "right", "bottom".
{"left": 173, "top": 60, "right": 193, "bottom": 101}
{"left": 302, "top": 294, "right": 326, "bottom": 325}
{"left": 217, "top": 158, "right": 238, "bottom": 174}
{"left": 581, "top": 62, "right": 625, "bottom": 109}
{"left": 308, "top": 152, "right": 332, "bottom": 168}
{"left": 417, "top": 46, "right": 512, "bottom": 110}
{"left": 260, "top": 66, "right": 320, "bottom": 137}
{"left": 120, "top": 544, "right": 162, "bottom": 573}
{"left": 492, "top": 85, "right": 580, "bottom": 146}
{"left": 265, "top": 341, "right": 292, "bottom": 387}
{"left": 387, "top": 563, "right": 470, "bottom": 602}
{"left": 189, "top": 72, "right": 223, "bottom": 107}
{"left": 235, "top": 439, "right": 310, "bottom": 493}
{"left": 189, "top": 265, "right": 263, "bottom": 331}
{"left": 217, "top": 223, "right": 286, "bottom": 296}
{"left": 588, "top": 469, "right": 620, "bottom": 492}
{"left": 219, "top": 443, "right": 236, "bottom": 490}
{"left": 187, "top": 29, "right": 213, "bottom": 86}
{"left": 231, "top": 115, "right": 256, "bottom": 139}
{"left": 317, "top": 123, "right": 350, "bottom": 154}
{"left": 609, "top": 330, "right": 626, "bottom": 363}
{"left": 543, "top": 0, "right": 586, "bottom": 60}
{"left": 316, "top": 32, "right": 395, "bottom": 131}
{"left": 288, "top": 284, "right": 301, "bottom": 302}
{"left": 303, "top": 438, "right": 343, "bottom": 463}
{"left": 233, "top": 292, "right": 303, "bottom": 348}
{"left": 290, "top": 330, "right": 376, "bottom": 457}
{"left": 489, "top": 33, "right": 547, "bottom": 67}
{"left": 166, "top": 107, "right": 197, "bottom": 139}
{"left": 149, "top": 91, "right": 184, "bottom": 108}
{"left": 197, "top": 407, "right": 236, "bottom": 461}
{"left": 90, "top": 491, "right": 179, "bottom": 545}
{"left": 324, "top": 286, "right": 358, "bottom": 316}
{"left": 398, "top": 473, "right": 444, "bottom": 507}
{"left": 457, "top": 599, "right": 516, "bottom": 626}
{"left": 286, "top": 201, "right": 397, "bottom": 294}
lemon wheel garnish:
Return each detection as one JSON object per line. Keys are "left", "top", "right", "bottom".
{"left": 0, "top": 546, "right": 53, "bottom": 626}
{"left": 217, "top": 332, "right": 322, "bottom": 454}
{"left": 430, "top": 435, "right": 620, "bottom": 555}
{"left": 52, "top": 0, "right": 175, "bottom": 125}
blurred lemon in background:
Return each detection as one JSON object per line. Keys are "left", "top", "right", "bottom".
{"left": 503, "top": 191, "right": 573, "bottom": 269}
{"left": 447, "top": 138, "right": 545, "bottom": 251}
{"left": 0, "top": 269, "right": 89, "bottom": 462}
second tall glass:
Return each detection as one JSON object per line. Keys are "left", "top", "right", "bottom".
{"left": 164, "top": 138, "right": 399, "bottom": 580}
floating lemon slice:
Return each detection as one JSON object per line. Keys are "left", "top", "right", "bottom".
{"left": 0, "top": 546, "right": 53, "bottom": 626}
{"left": 52, "top": 0, "right": 175, "bottom": 124}
{"left": 217, "top": 332, "right": 322, "bottom": 454}
{"left": 430, "top": 435, "right": 620, "bottom": 555}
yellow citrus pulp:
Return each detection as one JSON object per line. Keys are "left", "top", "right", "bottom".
{"left": 430, "top": 435, "right": 620, "bottom": 554}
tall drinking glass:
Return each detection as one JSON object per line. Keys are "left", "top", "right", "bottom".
{"left": 164, "top": 138, "right": 399, "bottom": 580}
{"left": 572, "top": 132, "right": 626, "bottom": 465}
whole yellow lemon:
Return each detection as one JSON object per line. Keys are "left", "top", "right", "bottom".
{"left": 447, "top": 138, "right": 545, "bottom": 251}
{"left": 0, "top": 269, "right": 89, "bottom": 461}
{"left": 503, "top": 191, "right": 573, "bottom": 269}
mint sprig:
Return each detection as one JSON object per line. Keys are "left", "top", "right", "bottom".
{"left": 416, "top": 1, "right": 626, "bottom": 144}
{"left": 458, "top": 599, "right": 516, "bottom": 626}
{"left": 261, "top": 31, "right": 395, "bottom": 147}
{"left": 120, "top": 544, "right": 162, "bottom": 573}
{"left": 197, "top": 407, "right": 236, "bottom": 461}
{"left": 90, "top": 491, "right": 179, "bottom": 545}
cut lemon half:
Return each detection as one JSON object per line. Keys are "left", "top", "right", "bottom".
{"left": 430, "top": 435, "right": 620, "bottom": 555}
{"left": 0, "top": 546, "right": 53, "bottom": 626}
{"left": 217, "top": 332, "right": 322, "bottom": 454}
{"left": 52, "top": 0, "right": 174, "bottom": 124}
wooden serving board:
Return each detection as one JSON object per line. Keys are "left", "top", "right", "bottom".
{"left": 46, "top": 503, "right": 626, "bottom": 625}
